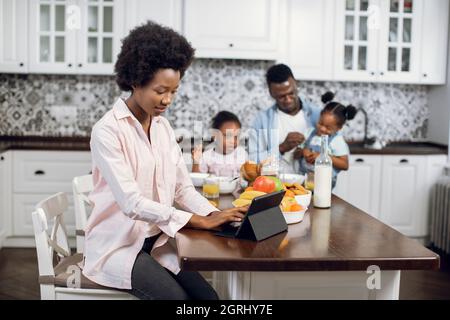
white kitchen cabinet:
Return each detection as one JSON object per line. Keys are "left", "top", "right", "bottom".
{"left": 13, "top": 151, "right": 92, "bottom": 193}
{"left": 280, "top": 0, "right": 335, "bottom": 80}
{"left": 124, "top": 0, "right": 182, "bottom": 34}
{"left": 0, "top": 153, "right": 4, "bottom": 246}
{"left": 0, "top": 152, "right": 12, "bottom": 248}
{"left": 28, "top": 0, "right": 77, "bottom": 74}
{"left": 379, "top": 155, "right": 427, "bottom": 236}
{"left": 333, "top": 0, "right": 380, "bottom": 82}
{"left": 333, "top": 0, "right": 449, "bottom": 84}
{"left": 2, "top": 150, "right": 91, "bottom": 245}
{"left": 334, "top": 153, "right": 446, "bottom": 240}
{"left": 333, "top": 155, "right": 382, "bottom": 219}
{"left": 13, "top": 193, "right": 76, "bottom": 236}
{"left": 376, "top": 0, "right": 423, "bottom": 83}
{"left": 183, "top": 0, "right": 280, "bottom": 60}
{"left": 28, "top": 0, "right": 125, "bottom": 75}
{"left": 0, "top": 0, "right": 28, "bottom": 73}
{"left": 419, "top": 0, "right": 450, "bottom": 84}
{"left": 76, "top": 0, "right": 125, "bottom": 74}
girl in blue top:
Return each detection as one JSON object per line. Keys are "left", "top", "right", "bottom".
{"left": 298, "top": 92, "right": 357, "bottom": 189}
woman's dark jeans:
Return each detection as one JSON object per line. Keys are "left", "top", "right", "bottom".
{"left": 127, "top": 235, "right": 219, "bottom": 300}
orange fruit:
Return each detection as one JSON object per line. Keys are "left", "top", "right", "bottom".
{"left": 245, "top": 187, "right": 254, "bottom": 192}
{"left": 290, "top": 204, "right": 302, "bottom": 212}
{"left": 280, "top": 203, "right": 290, "bottom": 212}
{"left": 285, "top": 190, "right": 295, "bottom": 198}
{"left": 278, "top": 238, "right": 289, "bottom": 251}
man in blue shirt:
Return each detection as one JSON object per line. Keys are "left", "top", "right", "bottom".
{"left": 248, "top": 64, "right": 321, "bottom": 173}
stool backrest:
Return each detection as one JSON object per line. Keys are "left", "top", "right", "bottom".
{"left": 32, "top": 192, "right": 71, "bottom": 279}
{"left": 72, "top": 174, "right": 93, "bottom": 253}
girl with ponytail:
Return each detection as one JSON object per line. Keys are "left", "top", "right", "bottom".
{"left": 297, "top": 91, "right": 356, "bottom": 188}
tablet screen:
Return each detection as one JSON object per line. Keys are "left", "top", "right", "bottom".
{"left": 247, "top": 190, "right": 286, "bottom": 216}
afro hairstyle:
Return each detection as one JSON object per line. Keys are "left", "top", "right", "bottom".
{"left": 115, "top": 21, "right": 195, "bottom": 91}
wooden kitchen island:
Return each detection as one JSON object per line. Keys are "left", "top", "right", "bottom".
{"left": 175, "top": 193, "right": 439, "bottom": 300}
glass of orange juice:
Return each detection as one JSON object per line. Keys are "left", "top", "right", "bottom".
{"left": 305, "top": 171, "right": 315, "bottom": 192}
{"left": 202, "top": 175, "right": 220, "bottom": 207}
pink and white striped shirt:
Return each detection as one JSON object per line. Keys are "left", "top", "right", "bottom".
{"left": 82, "top": 98, "right": 217, "bottom": 289}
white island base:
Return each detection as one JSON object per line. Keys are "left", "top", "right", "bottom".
{"left": 212, "top": 270, "right": 401, "bottom": 300}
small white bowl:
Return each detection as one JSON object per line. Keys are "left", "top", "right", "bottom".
{"left": 279, "top": 173, "right": 305, "bottom": 185}
{"left": 189, "top": 172, "right": 209, "bottom": 187}
{"left": 282, "top": 208, "right": 307, "bottom": 224}
{"left": 295, "top": 190, "right": 312, "bottom": 207}
{"left": 218, "top": 176, "right": 238, "bottom": 194}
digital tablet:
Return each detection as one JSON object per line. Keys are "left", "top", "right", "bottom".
{"left": 215, "top": 190, "right": 287, "bottom": 241}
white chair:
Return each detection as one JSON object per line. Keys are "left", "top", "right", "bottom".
{"left": 72, "top": 174, "right": 93, "bottom": 254}
{"left": 32, "top": 192, "right": 136, "bottom": 300}
{"left": 72, "top": 174, "right": 220, "bottom": 296}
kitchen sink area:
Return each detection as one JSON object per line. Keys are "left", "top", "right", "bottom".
{"left": 348, "top": 141, "right": 448, "bottom": 155}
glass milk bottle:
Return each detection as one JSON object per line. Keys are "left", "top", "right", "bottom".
{"left": 313, "top": 135, "right": 332, "bottom": 208}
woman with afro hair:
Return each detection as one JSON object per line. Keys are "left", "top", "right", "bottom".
{"left": 82, "top": 21, "right": 247, "bottom": 300}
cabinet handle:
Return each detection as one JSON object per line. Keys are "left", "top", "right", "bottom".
{"left": 68, "top": 63, "right": 72, "bottom": 67}
{"left": 34, "top": 170, "right": 45, "bottom": 175}
{"left": 19, "top": 62, "right": 24, "bottom": 67}
{"left": 0, "top": 156, "right": 4, "bottom": 161}
{"left": 399, "top": 159, "right": 409, "bottom": 164}
{"left": 423, "top": 73, "right": 427, "bottom": 78}
{"left": 380, "top": 71, "right": 384, "bottom": 76}
{"left": 78, "top": 63, "right": 83, "bottom": 67}
{"left": 370, "top": 71, "right": 375, "bottom": 76}
{"left": 355, "top": 158, "right": 365, "bottom": 163}
{"left": 229, "top": 43, "right": 234, "bottom": 48}
{"left": 89, "top": 170, "right": 92, "bottom": 175}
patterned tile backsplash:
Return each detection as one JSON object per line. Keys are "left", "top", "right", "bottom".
{"left": 0, "top": 59, "right": 429, "bottom": 142}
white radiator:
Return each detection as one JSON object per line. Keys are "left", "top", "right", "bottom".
{"left": 430, "top": 168, "right": 450, "bottom": 254}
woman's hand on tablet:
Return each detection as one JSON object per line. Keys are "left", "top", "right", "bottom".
{"left": 187, "top": 206, "right": 248, "bottom": 230}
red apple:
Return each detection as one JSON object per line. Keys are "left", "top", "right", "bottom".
{"left": 253, "top": 176, "right": 276, "bottom": 193}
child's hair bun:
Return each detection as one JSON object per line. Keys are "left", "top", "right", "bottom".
{"left": 345, "top": 105, "right": 357, "bottom": 120}
{"left": 321, "top": 91, "right": 335, "bottom": 104}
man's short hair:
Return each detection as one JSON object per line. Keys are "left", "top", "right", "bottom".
{"left": 265, "top": 64, "right": 294, "bottom": 85}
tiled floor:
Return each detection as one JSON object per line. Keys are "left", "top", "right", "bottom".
{"left": 1, "top": 248, "right": 449, "bottom": 300}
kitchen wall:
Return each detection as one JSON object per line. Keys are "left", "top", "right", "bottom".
{"left": 0, "top": 59, "right": 429, "bottom": 142}
{"left": 428, "top": 15, "right": 450, "bottom": 152}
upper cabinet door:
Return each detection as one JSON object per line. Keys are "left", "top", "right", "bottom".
{"left": 377, "top": 0, "right": 423, "bottom": 83}
{"left": 280, "top": 0, "right": 335, "bottom": 80}
{"left": 419, "top": 0, "right": 449, "bottom": 84}
{"left": 76, "top": 0, "right": 125, "bottom": 75}
{"left": 0, "top": 0, "right": 28, "bottom": 73}
{"left": 124, "top": 0, "right": 182, "bottom": 34}
{"left": 183, "top": 0, "right": 280, "bottom": 60}
{"left": 28, "top": 0, "right": 78, "bottom": 74}
{"left": 334, "top": 0, "right": 380, "bottom": 82}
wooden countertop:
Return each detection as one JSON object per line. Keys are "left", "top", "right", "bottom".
{"left": 348, "top": 141, "right": 447, "bottom": 155}
{"left": 0, "top": 135, "right": 90, "bottom": 153}
{"left": 176, "top": 193, "right": 440, "bottom": 272}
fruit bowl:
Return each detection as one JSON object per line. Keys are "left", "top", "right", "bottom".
{"left": 282, "top": 208, "right": 307, "bottom": 224}
{"left": 295, "top": 190, "right": 312, "bottom": 207}
{"left": 189, "top": 172, "right": 209, "bottom": 187}
{"left": 218, "top": 176, "right": 238, "bottom": 194}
